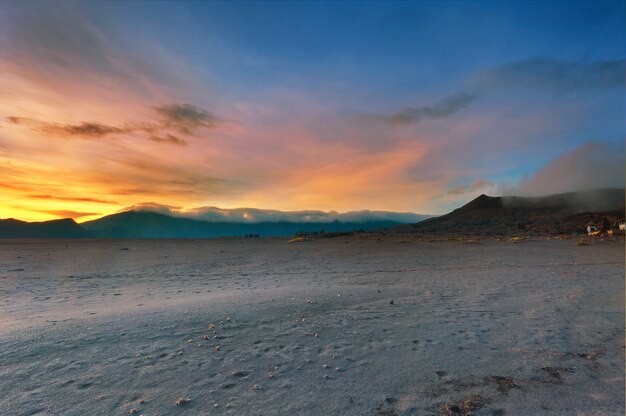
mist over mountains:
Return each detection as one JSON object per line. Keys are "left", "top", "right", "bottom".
{"left": 0, "top": 207, "right": 431, "bottom": 238}
{"left": 396, "top": 188, "right": 625, "bottom": 236}
{"left": 79, "top": 210, "right": 428, "bottom": 238}
{"left": 124, "top": 203, "right": 427, "bottom": 224}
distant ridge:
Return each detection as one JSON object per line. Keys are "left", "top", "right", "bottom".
{"left": 397, "top": 188, "right": 625, "bottom": 236}
{"left": 80, "top": 210, "right": 417, "bottom": 238}
{"left": 0, "top": 209, "right": 429, "bottom": 238}
{"left": 0, "top": 218, "right": 89, "bottom": 238}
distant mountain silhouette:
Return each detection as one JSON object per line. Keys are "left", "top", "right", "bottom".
{"left": 396, "top": 188, "right": 625, "bottom": 236}
{"left": 0, "top": 218, "right": 89, "bottom": 238}
{"left": 4, "top": 189, "right": 622, "bottom": 238}
{"left": 80, "top": 210, "right": 422, "bottom": 238}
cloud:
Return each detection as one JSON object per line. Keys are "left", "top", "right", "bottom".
{"left": 6, "top": 116, "right": 127, "bottom": 138}
{"left": 0, "top": 1, "right": 182, "bottom": 99}
{"left": 155, "top": 103, "right": 218, "bottom": 135}
{"left": 354, "top": 58, "right": 621, "bottom": 129}
{"left": 448, "top": 179, "right": 494, "bottom": 195}
{"left": 148, "top": 134, "right": 187, "bottom": 146}
{"left": 41, "top": 122, "right": 127, "bottom": 138}
{"left": 470, "top": 179, "right": 494, "bottom": 191}
{"left": 448, "top": 185, "right": 469, "bottom": 195}
{"left": 35, "top": 209, "right": 100, "bottom": 219}
{"left": 360, "top": 92, "right": 476, "bottom": 125}
{"left": 5, "top": 116, "right": 28, "bottom": 125}
{"left": 514, "top": 141, "right": 625, "bottom": 196}
{"left": 6, "top": 102, "right": 216, "bottom": 141}
{"left": 473, "top": 58, "right": 624, "bottom": 93}
{"left": 125, "top": 203, "right": 427, "bottom": 223}
{"left": 28, "top": 194, "right": 117, "bottom": 204}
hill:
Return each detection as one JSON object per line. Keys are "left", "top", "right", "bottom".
{"left": 396, "top": 188, "right": 625, "bottom": 236}
{"left": 80, "top": 210, "right": 421, "bottom": 238}
{"left": 0, "top": 218, "right": 89, "bottom": 238}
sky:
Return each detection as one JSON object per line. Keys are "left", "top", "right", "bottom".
{"left": 0, "top": 0, "right": 624, "bottom": 222}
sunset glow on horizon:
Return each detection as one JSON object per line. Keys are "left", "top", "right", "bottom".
{"left": 1, "top": 0, "right": 624, "bottom": 222}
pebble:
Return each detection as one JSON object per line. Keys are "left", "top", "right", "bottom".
{"left": 175, "top": 397, "right": 190, "bottom": 406}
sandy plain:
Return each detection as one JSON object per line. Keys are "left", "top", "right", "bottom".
{"left": 0, "top": 237, "right": 623, "bottom": 415}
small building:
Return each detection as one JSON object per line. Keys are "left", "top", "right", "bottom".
{"left": 586, "top": 225, "right": 600, "bottom": 236}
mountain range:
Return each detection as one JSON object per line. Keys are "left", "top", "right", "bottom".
{"left": 0, "top": 209, "right": 430, "bottom": 238}
{"left": 1, "top": 188, "right": 623, "bottom": 238}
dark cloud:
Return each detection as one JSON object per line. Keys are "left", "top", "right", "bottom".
{"left": 41, "top": 121, "right": 126, "bottom": 138}
{"left": 6, "top": 116, "right": 125, "bottom": 138}
{"left": 148, "top": 134, "right": 187, "bottom": 146}
{"left": 155, "top": 103, "right": 218, "bottom": 134}
{"left": 359, "top": 92, "right": 476, "bottom": 125}
{"left": 473, "top": 58, "right": 624, "bottom": 93}
{"left": 6, "top": 102, "right": 217, "bottom": 142}
{"left": 28, "top": 194, "right": 117, "bottom": 204}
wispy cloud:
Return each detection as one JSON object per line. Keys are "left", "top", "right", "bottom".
{"left": 35, "top": 209, "right": 100, "bottom": 219}
{"left": 6, "top": 102, "right": 217, "bottom": 142}
{"left": 448, "top": 179, "right": 494, "bottom": 195}
{"left": 473, "top": 58, "right": 624, "bottom": 93}
{"left": 148, "top": 134, "right": 187, "bottom": 146}
{"left": 28, "top": 194, "right": 117, "bottom": 205}
{"left": 358, "top": 92, "right": 476, "bottom": 125}
{"left": 0, "top": 0, "right": 183, "bottom": 99}
{"left": 7, "top": 116, "right": 127, "bottom": 138}
{"left": 358, "top": 58, "right": 623, "bottom": 127}
{"left": 42, "top": 122, "right": 126, "bottom": 138}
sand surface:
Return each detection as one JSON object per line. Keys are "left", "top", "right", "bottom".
{"left": 0, "top": 237, "right": 623, "bottom": 415}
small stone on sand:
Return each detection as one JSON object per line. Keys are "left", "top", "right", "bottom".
{"left": 175, "top": 397, "right": 190, "bottom": 406}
